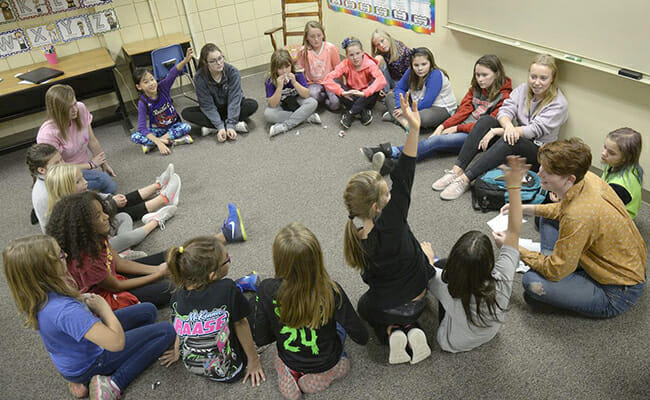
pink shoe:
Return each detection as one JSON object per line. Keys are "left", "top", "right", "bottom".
{"left": 440, "top": 177, "right": 470, "bottom": 200}
{"left": 432, "top": 170, "right": 459, "bottom": 191}
{"left": 89, "top": 375, "right": 120, "bottom": 400}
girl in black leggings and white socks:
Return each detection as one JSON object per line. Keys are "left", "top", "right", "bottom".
{"left": 343, "top": 93, "right": 435, "bottom": 365}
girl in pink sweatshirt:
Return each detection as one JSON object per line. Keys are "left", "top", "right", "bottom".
{"left": 323, "top": 37, "right": 386, "bottom": 129}
{"left": 296, "top": 21, "right": 341, "bottom": 111}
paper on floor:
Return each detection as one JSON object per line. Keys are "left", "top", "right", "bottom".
{"left": 487, "top": 213, "right": 526, "bottom": 233}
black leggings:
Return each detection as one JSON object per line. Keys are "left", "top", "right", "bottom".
{"left": 357, "top": 292, "right": 427, "bottom": 344}
{"left": 455, "top": 115, "right": 541, "bottom": 181}
{"left": 335, "top": 83, "right": 380, "bottom": 115}
{"left": 117, "top": 191, "right": 147, "bottom": 221}
{"left": 181, "top": 98, "right": 258, "bottom": 128}
{"left": 125, "top": 252, "right": 175, "bottom": 308}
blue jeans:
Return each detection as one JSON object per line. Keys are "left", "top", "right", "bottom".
{"left": 83, "top": 168, "right": 117, "bottom": 194}
{"left": 63, "top": 303, "right": 176, "bottom": 391}
{"left": 393, "top": 132, "right": 468, "bottom": 161}
{"left": 539, "top": 217, "right": 560, "bottom": 255}
{"left": 522, "top": 269, "right": 645, "bottom": 318}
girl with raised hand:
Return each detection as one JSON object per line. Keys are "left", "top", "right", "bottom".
{"left": 296, "top": 20, "right": 341, "bottom": 110}
{"left": 47, "top": 191, "right": 173, "bottom": 310}
{"left": 37, "top": 84, "right": 117, "bottom": 194}
{"left": 323, "top": 37, "right": 386, "bottom": 129}
{"left": 370, "top": 29, "right": 413, "bottom": 92}
{"left": 433, "top": 54, "right": 568, "bottom": 201}
{"left": 130, "top": 47, "right": 194, "bottom": 155}
{"left": 265, "top": 49, "right": 320, "bottom": 137}
{"left": 252, "top": 223, "right": 368, "bottom": 399}
{"left": 159, "top": 235, "right": 265, "bottom": 386}
{"left": 363, "top": 54, "right": 512, "bottom": 174}
{"left": 2, "top": 235, "right": 175, "bottom": 400}
{"left": 44, "top": 164, "right": 178, "bottom": 253}
{"left": 181, "top": 43, "right": 259, "bottom": 142}
{"left": 429, "top": 156, "right": 526, "bottom": 352}
{"left": 600, "top": 127, "right": 643, "bottom": 219}
{"left": 343, "top": 93, "right": 434, "bottom": 365}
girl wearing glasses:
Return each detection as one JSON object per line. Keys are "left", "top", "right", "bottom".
{"left": 159, "top": 236, "right": 266, "bottom": 387}
{"left": 181, "top": 43, "right": 259, "bottom": 143}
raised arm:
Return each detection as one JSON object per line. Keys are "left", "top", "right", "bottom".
{"left": 502, "top": 156, "right": 529, "bottom": 248}
{"left": 400, "top": 93, "right": 421, "bottom": 157}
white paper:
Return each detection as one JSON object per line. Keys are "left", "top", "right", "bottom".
{"left": 516, "top": 238, "right": 540, "bottom": 273}
{"left": 487, "top": 213, "right": 527, "bottom": 232}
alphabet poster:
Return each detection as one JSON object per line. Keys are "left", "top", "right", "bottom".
{"left": 25, "top": 22, "right": 60, "bottom": 46}
{"left": 55, "top": 14, "right": 91, "bottom": 42}
{"left": 10, "top": 0, "right": 50, "bottom": 19}
{"left": 0, "top": 28, "right": 30, "bottom": 57}
{"left": 48, "top": 0, "right": 79, "bottom": 13}
{"left": 1, "top": 1, "right": 17, "bottom": 23}
{"left": 80, "top": 0, "right": 111, "bottom": 7}
{"left": 88, "top": 8, "right": 117, "bottom": 34}
{"left": 328, "top": 0, "right": 434, "bottom": 34}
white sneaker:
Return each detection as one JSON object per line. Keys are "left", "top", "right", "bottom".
{"left": 173, "top": 134, "right": 194, "bottom": 145}
{"left": 307, "top": 113, "right": 321, "bottom": 124}
{"left": 161, "top": 173, "right": 181, "bottom": 206}
{"left": 382, "top": 111, "right": 394, "bottom": 122}
{"left": 234, "top": 121, "right": 249, "bottom": 133}
{"left": 440, "top": 176, "right": 470, "bottom": 201}
{"left": 141, "top": 205, "right": 177, "bottom": 230}
{"left": 201, "top": 127, "right": 217, "bottom": 136}
{"left": 118, "top": 249, "right": 148, "bottom": 260}
{"left": 269, "top": 123, "right": 288, "bottom": 137}
{"left": 156, "top": 163, "right": 174, "bottom": 189}
{"left": 388, "top": 330, "right": 410, "bottom": 364}
{"left": 407, "top": 328, "right": 431, "bottom": 364}
{"left": 432, "top": 170, "right": 458, "bottom": 191}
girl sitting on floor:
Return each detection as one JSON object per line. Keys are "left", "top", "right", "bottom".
{"left": 323, "top": 37, "right": 386, "bottom": 129}
{"left": 265, "top": 49, "right": 321, "bottom": 137}
{"left": 429, "top": 156, "right": 526, "bottom": 352}
{"left": 131, "top": 47, "right": 195, "bottom": 155}
{"left": 26, "top": 143, "right": 63, "bottom": 232}
{"left": 3, "top": 234, "right": 175, "bottom": 400}
{"left": 159, "top": 235, "right": 265, "bottom": 386}
{"left": 252, "top": 223, "right": 368, "bottom": 399}
{"left": 296, "top": 20, "right": 341, "bottom": 111}
{"left": 370, "top": 29, "right": 413, "bottom": 92}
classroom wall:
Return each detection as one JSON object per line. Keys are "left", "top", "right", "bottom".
{"left": 323, "top": 1, "right": 650, "bottom": 191}
{"left": 0, "top": 0, "right": 301, "bottom": 138}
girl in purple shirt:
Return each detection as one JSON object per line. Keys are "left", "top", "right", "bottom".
{"left": 131, "top": 48, "right": 195, "bottom": 155}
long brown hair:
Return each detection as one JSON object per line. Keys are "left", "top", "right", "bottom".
{"left": 604, "top": 127, "right": 644, "bottom": 182}
{"left": 300, "top": 20, "right": 326, "bottom": 71}
{"left": 273, "top": 223, "right": 340, "bottom": 329}
{"left": 45, "top": 84, "right": 82, "bottom": 142}
{"left": 343, "top": 171, "right": 384, "bottom": 270}
{"left": 3, "top": 235, "right": 80, "bottom": 330}
{"left": 470, "top": 54, "right": 507, "bottom": 102}
{"left": 526, "top": 54, "right": 559, "bottom": 118}
{"left": 269, "top": 49, "right": 294, "bottom": 83}
{"left": 198, "top": 43, "right": 224, "bottom": 75}
{"left": 408, "top": 48, "right": 448, "bottom": 93}
{"left": 167, "top": 235, "right": 227, "bottom": 290}
{"left": 442, "top": 231, "right": 501, "bottom": 327}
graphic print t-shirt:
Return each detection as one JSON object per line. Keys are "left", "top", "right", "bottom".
{"left": 170, "top": 279, "right": 251, "bottom": 382}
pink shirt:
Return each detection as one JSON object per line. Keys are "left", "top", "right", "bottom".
{"left": 296, "top": 41, "right": 341, "bottom": 84}
{"left": 37, "top": 102, "right": 93, "bottom": 165}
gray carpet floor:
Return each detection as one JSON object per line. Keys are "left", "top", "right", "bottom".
{"left": 1, "top": 72, "right": 649, "bottom": 400}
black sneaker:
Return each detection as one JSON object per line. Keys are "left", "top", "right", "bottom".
{"left": 340, "top": 112, "right": 353, "bottom": 129}
{"left": 360, "top": 109, "right": 373, "bottom": 125}
{"left": 372, "top": 152, "right": 397, "bottom": 176}
{"left": 360, "top": 142, "right": 393, "bottom": 161}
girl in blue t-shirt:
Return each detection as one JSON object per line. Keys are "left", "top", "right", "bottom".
{"left": 130, "top": 47, "right": 195, "bottom": 155}
{"left": 160, "top": 235, "right": 265, "bottom": 386}
{"left": 2, "top": 235, "right": 175, "bottom": 399}
{"left": 264, "top": 49, "right": 321, "bottom": 137}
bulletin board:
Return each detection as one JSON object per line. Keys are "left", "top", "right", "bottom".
{"left": 328, "top": 0, "right": 434, "bottom": 34}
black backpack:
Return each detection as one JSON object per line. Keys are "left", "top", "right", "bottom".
{"left": 471, "top": 168, "right": 547, "bottom": 212}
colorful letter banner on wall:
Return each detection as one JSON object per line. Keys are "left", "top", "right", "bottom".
{"left": 328, "top": 0, "right": 434, "bottom": 34}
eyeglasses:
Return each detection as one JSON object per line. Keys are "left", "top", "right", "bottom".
{"left": 220, "top": 253, "right": 231, "bottom": 268}
{"left": 207, "top": 56, "right": 225, "bottom": 65}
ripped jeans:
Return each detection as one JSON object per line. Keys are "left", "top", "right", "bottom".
{"left": 522, "top": 269, "right": 645, "bottom": 318}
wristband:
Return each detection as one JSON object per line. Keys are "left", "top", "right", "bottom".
{"left": 89, "top": 161, "right": 96, "bottom": 169}
{"left": 507, "top": 185, "right": 521, "bottom": 190}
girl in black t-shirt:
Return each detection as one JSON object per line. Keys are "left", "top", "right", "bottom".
{"left": 343, "top": 94, "right": 435, "bottom": 365}
{"left": 159, "top": 236, "right": 265, "bottom": 386}
{"left": 252, "top": 223, "right": 368, "bottom": 400}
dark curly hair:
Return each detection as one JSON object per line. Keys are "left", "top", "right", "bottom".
{"left": 46, "top": 191, "right": 114, "bottom": 265}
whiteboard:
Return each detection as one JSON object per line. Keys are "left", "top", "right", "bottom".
{"left": 447, "top": 0, "right": 649, "bottom": 76}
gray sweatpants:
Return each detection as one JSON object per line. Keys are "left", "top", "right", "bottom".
{"left": 109, "top": 212, "right": 147, "bottom": 253}
{"left": 264, "top": 97, "right": 318, "bottom": 130}
{"left": 385, "top": 92, "right": 450, "bottom": 129}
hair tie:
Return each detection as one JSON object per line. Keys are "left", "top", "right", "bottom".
{"left": 341, "top": 38, "right": 351, "bottom": 49}
{"left": 178, "top": 246, "right": 184, "bottom": 254}
{"left": 348, "top": 215, "right": 354, "bottom": 220}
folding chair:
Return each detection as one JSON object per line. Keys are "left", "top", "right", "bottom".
{"left": 150, "top": 44, "right": 197, "bottom": 103}
{"left": 264, "top": 0, "right": 322, "bottom": 50}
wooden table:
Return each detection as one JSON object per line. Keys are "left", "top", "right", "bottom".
{"left": 0, "top": 47, "right": 131, "bottom": 151}
{"left": 122, "top": 33, "right": 192, "bottom": 74}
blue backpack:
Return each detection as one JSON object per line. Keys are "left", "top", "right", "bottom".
{"left": 471, "top": 168, "right": 547, "bottom": 212}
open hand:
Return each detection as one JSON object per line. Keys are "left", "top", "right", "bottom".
{"left": 102, "top": 162, "right": 116, "bottom": 176}
{"left": 242, "top": 358, "right": 266, "bottom": 387}
{"left": 500, "top": 155, "right": 531, "bottom": 188}
{"left": 113, "top": 194, "right": 127, "bottom": 207}
{"left": 398, "top": 92, "right": 420, "bottom": 131}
